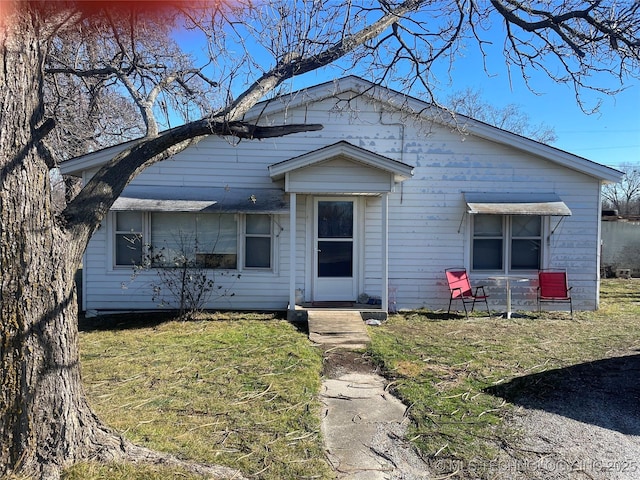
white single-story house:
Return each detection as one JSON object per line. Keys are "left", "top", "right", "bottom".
{"left": 61, "top": 76, "right": 623, "bottom": 317}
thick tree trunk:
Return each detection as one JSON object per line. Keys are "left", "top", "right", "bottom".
{"left": 0, "top": 8, "right": 244, "bottom": 480}
{"left": 1, "top": 9, "right": 91, "bottom": 478}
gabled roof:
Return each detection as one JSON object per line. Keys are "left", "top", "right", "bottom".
{"left": 247, "top": 76, "right": 623, "bottom": 184}
{"left": 60, "top": 139, "right": 139, "bottom": 176}
{"left": 268, "top": 141, "right": 414, "bottom": 182}
{"left": 60, "top": 75, "right": 623, "bottom": 184}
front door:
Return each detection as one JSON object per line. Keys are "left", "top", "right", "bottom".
{"left": 313, "top": 198, "right": 357, "bottom": 302}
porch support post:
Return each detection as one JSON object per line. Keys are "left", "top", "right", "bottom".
{"left": 381, "top": 192, "right": 389, "bottom": 312}
{"left": 289, "top": 192, "right": 297, "bottom": 312}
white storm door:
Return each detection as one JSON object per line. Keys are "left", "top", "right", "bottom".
{"left": 313, "top": 198, "right": 357, "bottom": 302}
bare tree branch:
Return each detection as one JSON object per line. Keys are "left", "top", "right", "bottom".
{"left": 2, "top": 1, "right": 640, "bottom": 478}
{"left": 63, "top": 119, "right": 323, "bottom": 248}
{"left": 602, "top": 163, "right": 640, "bottom": 217}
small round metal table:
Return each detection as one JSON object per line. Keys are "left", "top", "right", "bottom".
{"left": 488, "top": 275, "right": 529, "bottom": 319}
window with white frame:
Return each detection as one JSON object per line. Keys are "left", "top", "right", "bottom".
{"left": 244, "top": 214, "right": 272, "bottom": 268}
{"left": 151, "top": 212, "right": 238, "bottom": 269}
{"left": 114, "top": 211, "right": 144, "bottom": 266}
{"left": 472, "top": 214, "right": 542, "bottom": 271}
{"left": 113, "top": 212, "right": 273, "bottom": 270}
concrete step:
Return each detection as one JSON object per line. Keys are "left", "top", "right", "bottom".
{"left": 307, "top": 310, "right": 371, "bottom": 349}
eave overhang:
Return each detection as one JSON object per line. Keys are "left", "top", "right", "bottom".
{"left": 268, "top": 141, "right": 414, "bottom": 184}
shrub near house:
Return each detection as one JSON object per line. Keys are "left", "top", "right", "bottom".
{"left": 61, "top": 77, "right": 623, "bottom": 316}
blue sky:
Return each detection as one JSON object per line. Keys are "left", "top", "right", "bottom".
{"left": 295, "top": 55, "right": 640, "bottom": 170}
{"left": 435, "top": 37, "right": 640, "bottom": 170}
{"left": 174, "top": 9, "right": 639, "bottom": 171}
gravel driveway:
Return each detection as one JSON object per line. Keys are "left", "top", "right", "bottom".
{"left": 483, "top": 351, "right": 640, "bottom": 480}
{"left": 324, "top": 349, "right": 640, "bottom": 479}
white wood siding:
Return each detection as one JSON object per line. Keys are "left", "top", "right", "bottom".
{"left": 82, "top": 93, "right": 603, "bottom": 312}
{"left": 287, "top": 157, "right": 393, "bottom": 193}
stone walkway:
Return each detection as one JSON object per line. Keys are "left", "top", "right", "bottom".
{"left": 321, "top": 372, "right": 424, "bottom": 479}
{"left": 309, "top": 310, "right": 432, "bottom": 479}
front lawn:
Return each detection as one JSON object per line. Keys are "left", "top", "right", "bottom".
{"left": 70, "top": 313, "right": 333, "bottom": 480}
{"left": 68, "top": 280, "right": 640, "bottom": 479}
{"left": 367, "top": 279, "right": 640, "bottom": 470}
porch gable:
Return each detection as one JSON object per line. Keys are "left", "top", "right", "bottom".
{"left": 269, "top": 141, "right": 414, "bottom": 194}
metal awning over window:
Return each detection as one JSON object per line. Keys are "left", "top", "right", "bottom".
{"left": 464, "top": 192, "right": 572, "bottom": 216}
{"left": 111, "top": 186, "right": 289, "bottom": 213}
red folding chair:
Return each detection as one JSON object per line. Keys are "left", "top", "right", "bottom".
{"left": 445, "top": 268, "right": 490, "bottom": 319}
{"left": 537, "top": 269, "right": 573, "bottom": 318}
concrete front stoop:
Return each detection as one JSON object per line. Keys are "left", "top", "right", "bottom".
{"left": 307, "top": 310, "right": 372, "bottom": 349}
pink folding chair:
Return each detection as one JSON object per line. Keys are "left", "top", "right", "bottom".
{"left": 537, "top": 269, "right": 573, "bottom": 318}
{"left": 445, "top": 268, "right": 490, "bottom": 319}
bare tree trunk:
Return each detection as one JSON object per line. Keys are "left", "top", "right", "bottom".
{"left": 1, "top": 11, "right": 91, "bottom": 478}
{"left": 0, "top": 10, "right": 243, "bottom": 480}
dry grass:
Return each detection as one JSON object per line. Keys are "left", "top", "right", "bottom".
{"left": 69, "top": 312, "right": 333, "bottom": 480}
{"left": 367, "top": 279, "right": 640, "bottom": 464}
{"left": 60, "top": 280, "right": 640, "bottom": 479}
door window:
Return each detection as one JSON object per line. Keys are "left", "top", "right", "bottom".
{"left": 317, "top": 201, "right": 354, "bottom": 278}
